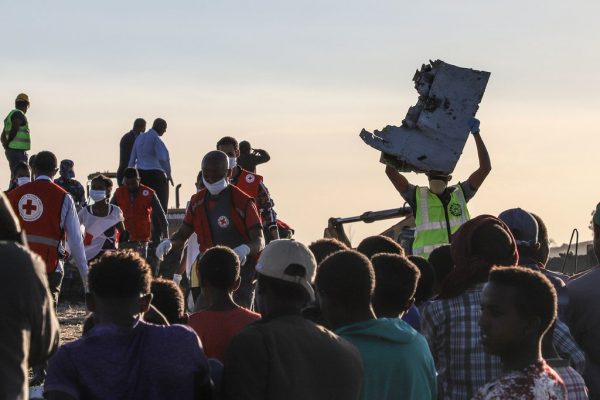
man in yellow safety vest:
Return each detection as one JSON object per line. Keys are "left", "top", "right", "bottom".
{"left": 385, "top": 118, "right": 491, "bottom": 259}
{"left": 2, "top": 93, "right": 31, "bottom": 178}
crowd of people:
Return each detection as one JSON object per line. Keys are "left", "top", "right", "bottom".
{"left": 1, "top": 93, "right": 599, "bottom": 400}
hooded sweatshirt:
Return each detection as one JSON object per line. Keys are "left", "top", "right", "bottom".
{"left": 336, "top": 318, "right": 437, "bottom": 400}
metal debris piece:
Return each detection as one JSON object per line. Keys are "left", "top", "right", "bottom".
{"left": 360, "top": 60, "right": 490, "bottom": 174}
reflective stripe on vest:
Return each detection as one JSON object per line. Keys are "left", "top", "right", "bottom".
{"left": 3, "top": 109, "right": 30, "bottom": 150}
{"left": 412, "top": 184, "right": 470, "bottom": 259}
{"left": 27, "top": 234, "right": 61, "bottom": 247}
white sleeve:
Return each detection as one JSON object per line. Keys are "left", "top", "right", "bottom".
{"left": 61, "top": 194, "right": 89, "bottom": 288}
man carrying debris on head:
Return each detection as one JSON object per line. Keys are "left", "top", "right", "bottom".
{"left": 385, "top": 118, "right": 491, "bottom": 259}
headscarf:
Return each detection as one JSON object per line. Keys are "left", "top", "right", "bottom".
{"left": 438, "top": 214, "right": 518, "bottom": 299}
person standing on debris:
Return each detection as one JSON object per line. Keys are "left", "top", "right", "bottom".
{"left": 2, "top": 93, "right": 31, "bottom": 177}
{"left": 385, "top": 118, "right": 491, "bottom": 258}
{"left": 128, "top": 118, "right": 172, "bottom": 211}
{"left": 112, "top": 167, "right": 168, "bottom": 259}
{"left": 155, "top": 150, "right": 264, "bottom": 308}
{"left": 217, "top": 136, "right": 279, "bottom": 241}
{"left": 7, "top": 151, "right": 89, "bottom": 305}
{"left": 54, "top": 159, "right": 86, "bottom": 211}
{"left": 237, "top": 140, "right": 271, "bottom": 173}
{"left": 117, "top": 118, "right": 146, "bottom": 185}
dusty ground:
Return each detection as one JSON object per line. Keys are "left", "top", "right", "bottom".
{"left": 56, "top": 302, "right": 87, "bottom": 343}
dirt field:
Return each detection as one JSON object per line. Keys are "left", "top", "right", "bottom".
{"left": 56, "top": 302, "right": 87, "bottom": 343}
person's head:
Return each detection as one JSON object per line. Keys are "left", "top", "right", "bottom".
{"left": 87, "top": 250, "right": 153, "bottom": 325}
{"left": 408, "top": 255, "right": 435, "bottom": 305}
{"left": 530, "top": 213, "right": 550, "bottom": 266}
{"left": 371, "top": 254, "right": 420, "bottom": 318}
{"left": 90, "top": 174, "right": 113, "bottom": 203}
{"left": 198, "top": 246, "right": 241, "bottom": 304}
{"left": 592, "top": 202, "right": 600, "bottom": 262}
{"left": 150, "top": 278, "right": 187, "bottom": 324}
{"left": 356, "top": 235, "right": 405, "bottom": 259}
{"left": 133, "top": 118, "right": 146, "bottom": 134}
{"left": 498, "top": 208, "right": 541, "bottom": 262}
{"left": 255, "top": 239, "right": 317, "bottom": 316}
{"left": 439, "top": 215, "right": 518, "bottom": 299}
{"left": 426, "top": 172, "right": 451, "bottom": 196}
{"left": 316, "top": 250, "right": 374, "bottom": 329}
{"left": 428, "top": 244, "right": 454, "bottom": 296}
{"left": 239, "top": 140, "right": 251, "bottom": 155}
{"left": 308, "top": 238, "right": 348, "bottom": 265}
{"left": 15, "top": 93, "right": 29, "bottom": 112}
{"left": 152, "top": 118, "right": 167, "bottom": 135}
{"left": 201, "top": 151, "right": 229, "bottom": 195}
{"left": 123, "top": 167, "right": 140, "bottom": 191}
{"left": 32, "top": 151, "right": 58, "bottom": 178}
{"left": 216, "top": 136, "right": 240, "bottom": 169}
{"left": 0, "top": 192, "right": 24, "bottom": 243}
{"left": 479, "top": 266, "right": 557, "bottom": 361}
{"left": 11, "top": 161, "right": 31, "bottom": 187}
{"left": 59, "top": 159, "right": 76, "bottom": 180}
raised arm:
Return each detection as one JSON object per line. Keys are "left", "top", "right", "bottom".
{"left": 385, "top": 165, "right": 410, "bottom": 195}
{"left": 465, "top": 118, "right": 491, "bottom": 191}
{"left": 254, "top": 149, "right": 271, "bottom": 165}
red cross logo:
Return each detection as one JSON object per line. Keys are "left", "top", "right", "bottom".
{"left": 22, "top": 199, "right": 37, "bottom": 215}
{"left": 18, "top": 194, "right": 44, "bottom": 222}
{"left": 217, "top": 215, "right": 230, "bottom": 228}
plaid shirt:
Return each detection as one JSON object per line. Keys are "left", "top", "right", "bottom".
{"left": 421, "top": 283, "right": 586, "bottom": 400}
{"left": 551, "top": 363, "right": 589, "bottom": 400}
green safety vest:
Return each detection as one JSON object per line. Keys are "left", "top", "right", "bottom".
{"left": 412, "top": 184, "right": 470, "bottom": 259}
{"left": 3, "top": 109, "right": 30, "bottom": 150}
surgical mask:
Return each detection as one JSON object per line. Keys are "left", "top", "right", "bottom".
{"left": 429, "top": 179, "right": 447, "bottom": 195}
{"left": 16, "top": 177, "right": 31, "bottom": 186}
{"left": 228, "top": 156, "right": 237, "bottom": 169}
{"left": 90, "top": 190, "right": 107, "bottom": 202}
{"left": 202, "top": 176, "right": 228, "bottom": 195}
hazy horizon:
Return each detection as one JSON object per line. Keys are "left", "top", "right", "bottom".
{"left": 2, "top": 0, "right": 599, "bottom": 246}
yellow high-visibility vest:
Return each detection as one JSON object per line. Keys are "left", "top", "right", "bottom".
{"left": 3, "top": 109, "right": 30, "bottom": 150}
{"left": 413, "top": 184, "right": 470, "bottom": 259}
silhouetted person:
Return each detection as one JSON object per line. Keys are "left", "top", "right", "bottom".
{"left": 117, "top": 118, "right": 146, "bottom": 185}
{"left": 237, "top": 140, "right": 271, "bottom": 173}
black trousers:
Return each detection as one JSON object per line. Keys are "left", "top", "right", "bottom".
{"left": 139, "top": 169, "right": 169, "bottom": 211}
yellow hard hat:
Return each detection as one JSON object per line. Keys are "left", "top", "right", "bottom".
{"left": 15, "top": 93, "right": 29, "bottom": 103}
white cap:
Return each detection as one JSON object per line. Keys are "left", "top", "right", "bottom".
{"left": 255, "top": 239, "right": 317, "bottom": 302}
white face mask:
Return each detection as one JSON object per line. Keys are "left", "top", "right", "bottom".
{"left": 429, "top": 179, "right": 447, "bottom": 195}
{"left": 228, "top": 156, "right": 237, "bottom": 169}
{"left": 90, "top": 189, "right": 107, "bottom": 202}
{"left": 202, "top": 176, "right": 229, "bottom": 195}
{"left": 16, "top": 177, "right": 31, "bottom": 186}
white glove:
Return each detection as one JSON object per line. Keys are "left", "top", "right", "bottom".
{"left": 233, "top": 244, "right": 251, "bottom": 265}
{"left": 155, "top": 239, "right": 172, "bottom": 260}
{"left": 173, "top": 274, "right": 182, "bottom": 286}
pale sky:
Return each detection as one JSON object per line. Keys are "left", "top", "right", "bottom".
{"left": 2, "top": 0, "right": 599, "bottom": 246}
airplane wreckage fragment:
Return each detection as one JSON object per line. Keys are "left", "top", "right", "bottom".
{"left": 360, "top": 60, "right": 491, "bottom": 175}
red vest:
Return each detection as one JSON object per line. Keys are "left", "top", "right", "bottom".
{"left": 234, "top": 169, "right": 263, "bottom": 199}
{"left": 7, "top": 179, "right": 67, "bottom": 273}
{"left": 187, "top": 186, "right": 253, "bottom": 253}
{"left": 115, "top": 184, "right": 154, "bottom": 242}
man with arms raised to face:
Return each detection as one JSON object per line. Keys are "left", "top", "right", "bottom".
{"left": 156, "top": 150, "right": 264, "bottom": 308}
{"left": 475, "top": 266, "right": 566, "bottom": 399}
{"left": 217, "top": 136, "right": 279, "bottom": 242}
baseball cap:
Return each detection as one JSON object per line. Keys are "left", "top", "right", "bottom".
{"left": 498, "top": 208, "right": 538, "bottom": 247}
{"left": 255, "top": 239, "right": 317, "bottom": 302}
{"left": 15, "top": 93, "right": 29, "bottom": 103}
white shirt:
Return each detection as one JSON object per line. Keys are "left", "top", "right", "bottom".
{"left": 36, "top": 176, "right": 89, "bottom": 287}
{"left": 78, "top": 205, "right": 124, "bottom": 261}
